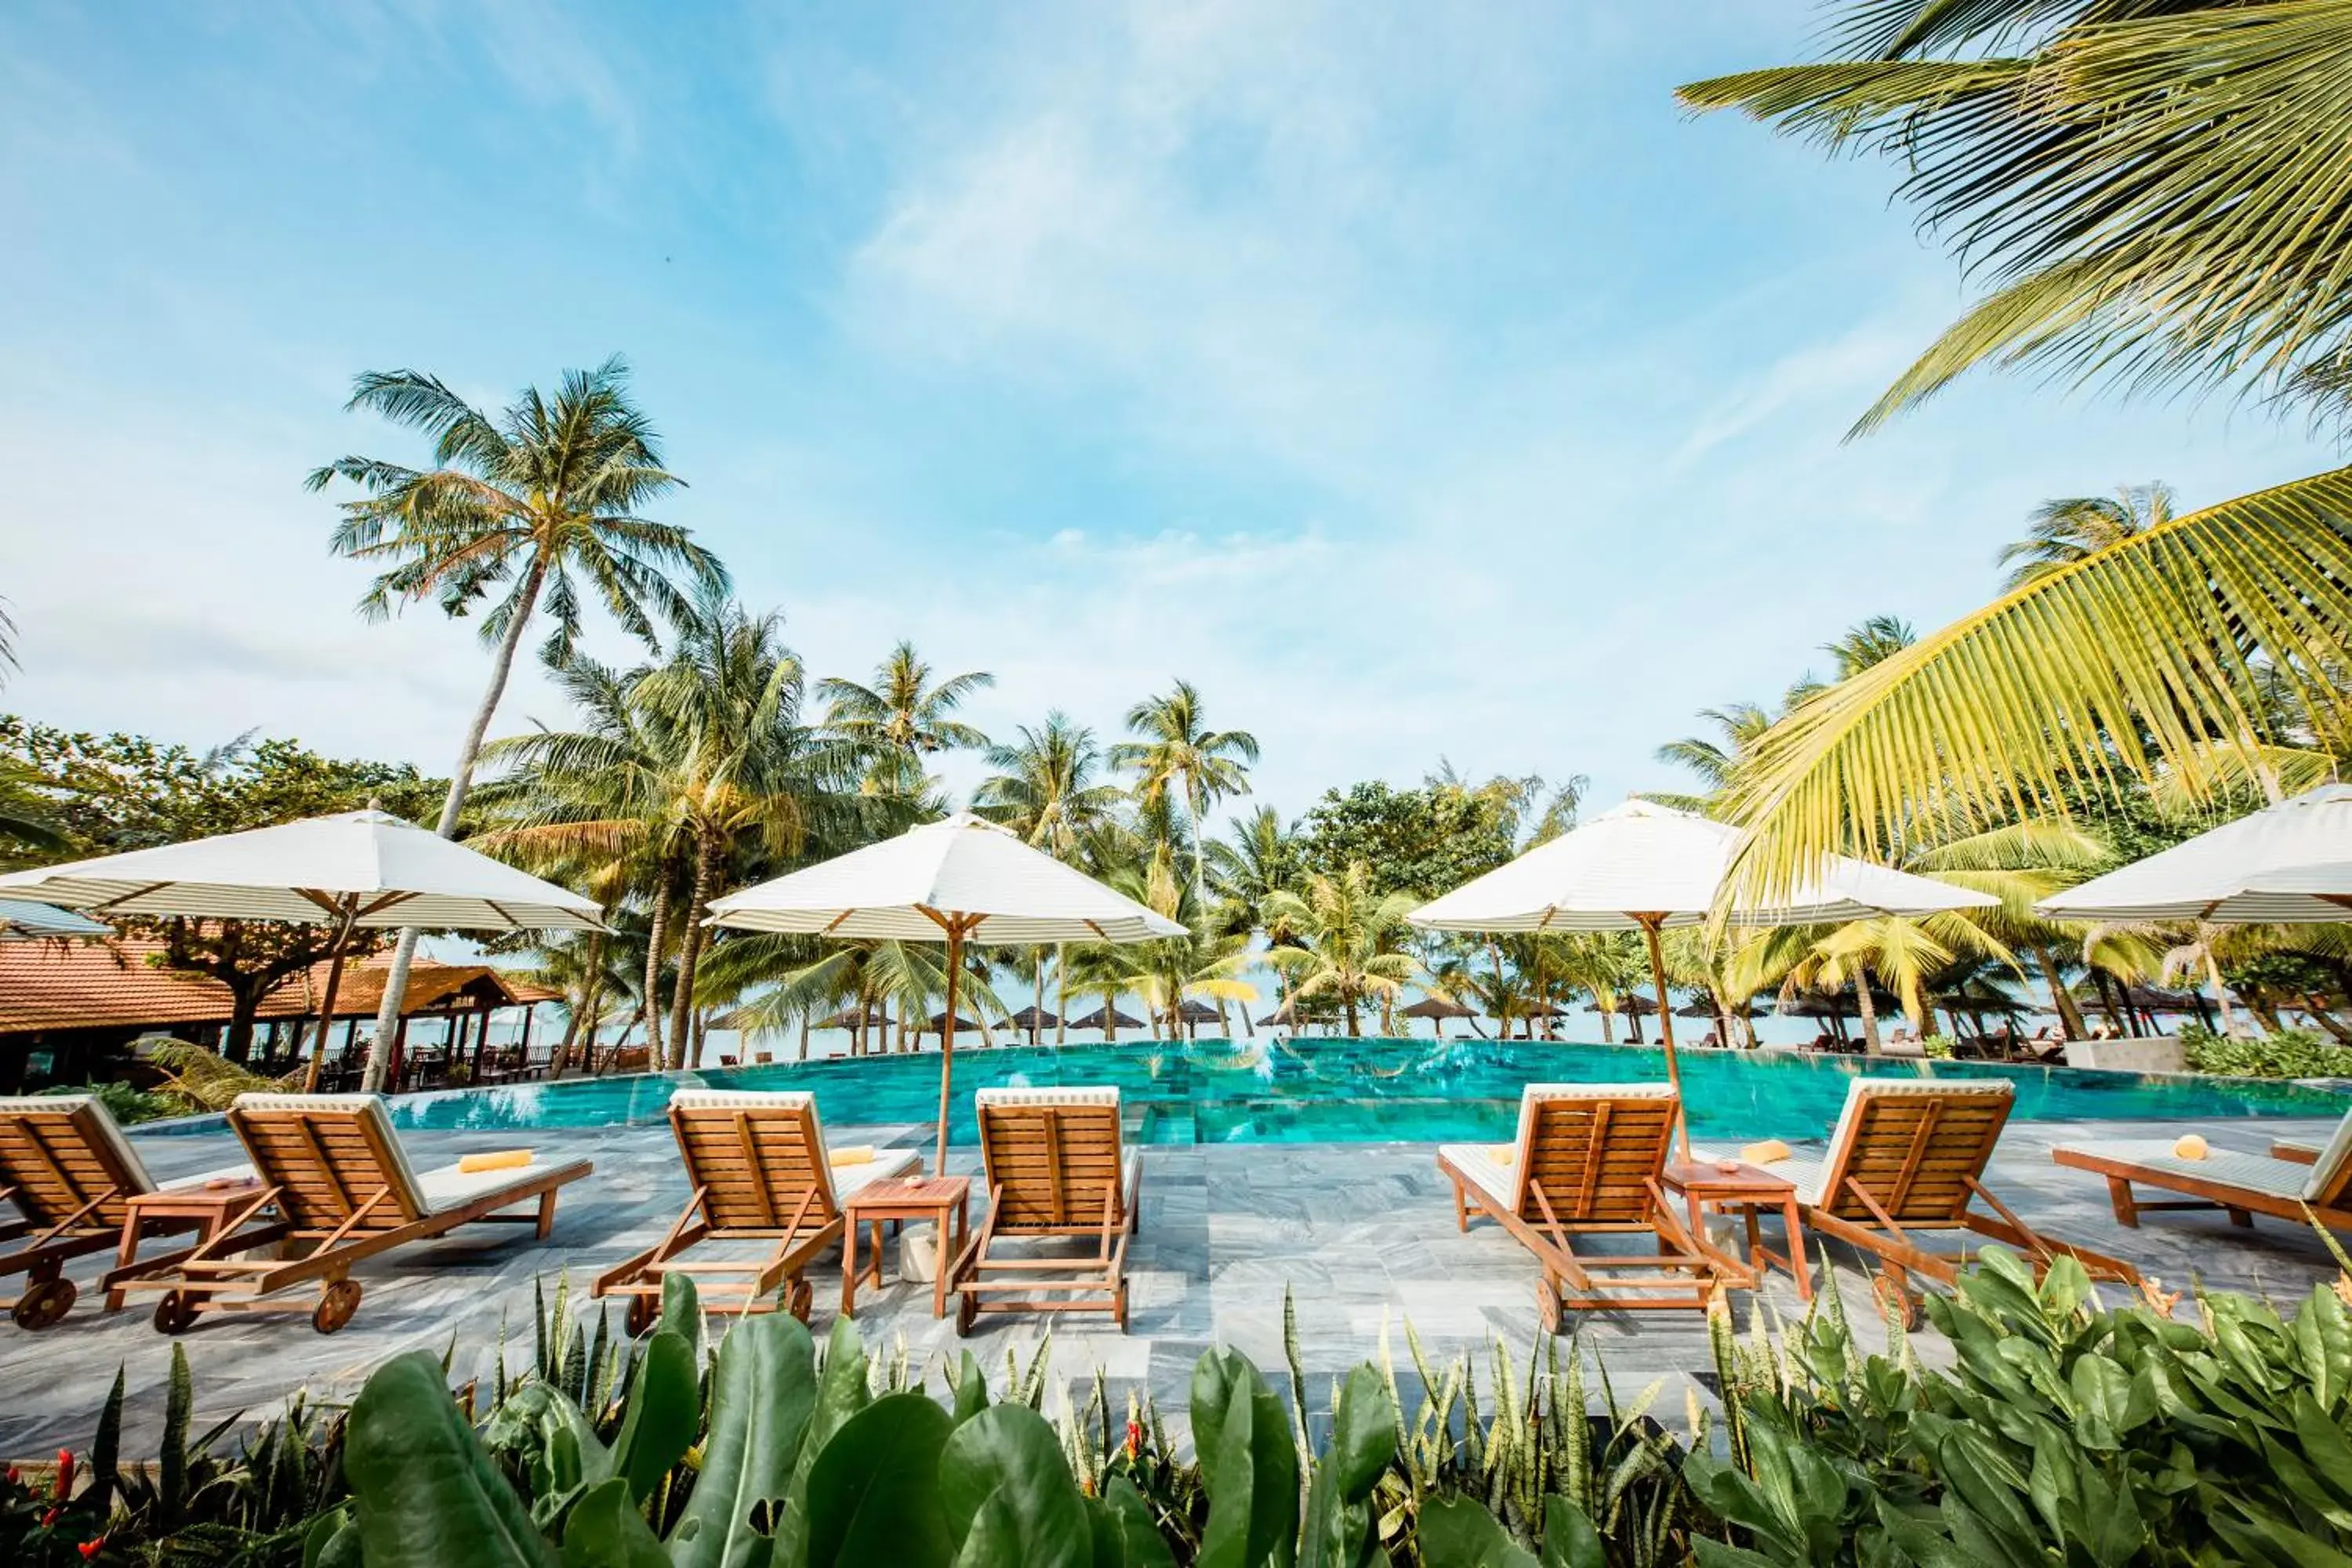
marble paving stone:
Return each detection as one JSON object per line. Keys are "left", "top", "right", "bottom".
{"left": 0, "top": 1116, "right": 2343, "bottom": 1456}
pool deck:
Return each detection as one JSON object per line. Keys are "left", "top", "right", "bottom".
{"left": 3, "top": 1114, "right": 2346, "bottom": 1457}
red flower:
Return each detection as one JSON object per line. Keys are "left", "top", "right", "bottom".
{"left": 78, "top": 1538, "right": 106, "bottom": 1560}
{"left": 5, "top": 1464, "right": 17, "bottom": 1485}
{"left": 54, "top": 1449, "right": 74, "bottom": 1500}
{"left": 40, "top": 1507, "right": 59, "bottom": 1529}
{"left": 1125, "top": 1419, "right": 1143, "bottom": 1458}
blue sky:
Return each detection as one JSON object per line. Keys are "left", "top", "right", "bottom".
{"left": 2, "top": 0, "right": 2338, "bottom": 835}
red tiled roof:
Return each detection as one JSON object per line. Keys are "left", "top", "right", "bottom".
{"left": 0, "top": 941, "right": 544, "bottom": 1035}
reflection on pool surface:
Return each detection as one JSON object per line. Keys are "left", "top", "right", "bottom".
{"left": 360, "top": 1038, "right": 2350, "bottom": 1145}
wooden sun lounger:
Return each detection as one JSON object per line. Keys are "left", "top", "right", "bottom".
{"left": 0, "top": 1095, "right": 253, "bottom": 1330}
{"left": 2053, "top": 1113, "right": 2352, "bottom": 1239}
{"left": 593, "top": 1090, "right": 918, "bottom": 1331}
{"left": 1438, "top": 1084, "right": 1748, "bottom": 1331}
{"left": 952, "top": 1087, "right": 1139, "bottom": 1335}
{"left": 1766, "top": 1079, "right": 2139, "bottom": 1319}
{"left": 105, "top": 1093, "right": 590, "bottom": 1334}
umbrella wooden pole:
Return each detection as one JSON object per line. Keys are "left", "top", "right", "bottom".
{"left": 1635, "top": 913, "right": 1691, "bottom": 1163}
{"left": 925, "top": 911, "right": 981, "bottom": 1178}
{"left": 303, "top": 902, "right": 359, "bottom": 1093}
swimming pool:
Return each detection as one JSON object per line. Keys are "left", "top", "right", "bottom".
{"left": 351, "top": 1038, "right": 2347, "bottom": 1145}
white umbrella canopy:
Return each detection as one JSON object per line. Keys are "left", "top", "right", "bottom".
{"left": 0, "top": 810, "right": 604, "bottom": 932}
{"left": 1408, "top": 799, "right": 1996, "bottom": 933}
{"left": 0, "top": 810, "right": 604, "bottom": 1086}
{"left": 2036, "top": 782, "right": 2352, "bottom": 924}
{"left": 704, "top": 812, "right": 1185, "bottom": 943}
{"left": 705, "top": 812, "right": 1185, "bottom": 1172}
{"left": 1408, "top": 799, "right": 1997, "bottom": 1156}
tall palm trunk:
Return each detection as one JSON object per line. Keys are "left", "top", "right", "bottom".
{"left": 668, "top": 833, "right": 720, "bottom": 1068}
{"left": 1854, "top": 966, "right": 1885, "bottom": 1054}
{"left": 2033, "top": 947, "right": 2089, "bottom": 1039}
{"left": 641, "top": 873, "right": 672, "bottom": 1065}
{"left": 2203, "top": 942, "right": 2243, "bottom": 1036}
{"left": 797, "top": 1011, "right": 811, "bottom": 1061}
{"left": 361, "top": 561, "right": 547, "bottom": 1093}
{"left": 1054, "top": 944, "right": 1069, "bottom": 1046}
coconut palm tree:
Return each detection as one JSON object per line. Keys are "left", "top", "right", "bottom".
{"left": 1821, "top": 615, "right": 1915, "bottom": 681}
{"left": 974, "top": 712, "right": 1127, "bottom": 1043}
{"left": 307, "top": 357, "right": 726, "bottom": 1090}
{"left": 478, "top": 590, "right": 841, "bottom": 1067}
{"left": 1112, "top": 681, "right": 1258, "bottom": 896}
{"left": 1653, "top": 703, "right": 1777, "bottom": 809}
{"left": 1261, "top": 861, "right": 1421, "bottom": 1038}
{"left": 818, "top": 641, "right": 993, "bottom": 797}
{"left": 1682, "top": 7, "right": 2352, "bottom": 898}
{"left": 1112, "top": 855, "right": 1257, "bottom": 1039}
{"left": 1998, "top": 485, "right": 2176, "bottom": 591}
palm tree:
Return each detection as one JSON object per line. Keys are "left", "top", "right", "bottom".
{"left": 974, "top": 712, "right": 1126, "bottom": 1044}
{"left": 1261, "top": 861, "right": 1421, "bottom": 1038}
{"left": 307, "top": 357, "right": 726, "bottom": 1091}
{"left": 818, "top": 641, "right": 993, "bottom": 797}
{"left": 1682, "top": 7, "right": 2352, "bottom": 898}
{"left": 1112, "top": 681, "right": 1258, "bottom": 896}
{"left": 478, "top": 589, "right": 836, "bottom": 1067}
{"left": 1653, "top": 703, "right": 1776, "bottom": 808}
{"left": 1821, "top": 615, "right": 1915, "bottom": 681}
{"left": 1112, "top": 855, "right": 1257, "bottom": 1039}
{"left": 1998, "top": 485, "right": 2176, "bottom": 591}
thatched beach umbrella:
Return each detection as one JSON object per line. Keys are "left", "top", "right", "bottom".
{"left": 1412, "top": 800, "right": 1994, "bottom": 1156}
{"left": 1004, "top": 1004, "right": 1059, "bottom": 1045}
{"left": 704, "top": 814, "right": 1182, "bottom": 1173}
{"left": 1399, "top": 994, "right": 1475, "bottom": 1037}
{"left": 0, "top": 808, "right": 604, "bottom": 1087}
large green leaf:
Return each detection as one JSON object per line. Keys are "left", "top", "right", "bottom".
{"left": 563, "top": 1477, "right": 670, "bottom": 1568}
{"left": 937, "top": 1403, "right": 1091, "bottom": 1568}
{"left": 769, "top": 1315, "right": 873, "bottom": 1568}
{"left": 1539, "top": 1497, "right": 1605, "bottom": 1568}
{"left": 1299, "top": 1367, "right": 1396, "bottom": 1568}
{"left": 1720, "top": 467, "right": 2352, "bottom": 903}
{"left": 347, "top": 1349, "right": 557, "bottom": 1568}
{"left": 609, "top": 1329, "right": 698, "bottom": 1504}
{"left": 1413, "top": 1495, "right": 1538, "bottom": 1568}
{"left": 1192, "top": 1348, "right": 1301, "bottom": 1568}
{"left": 669, "top": 1312, "right": 818, "bottom": 1568}
{"left": 800, "top": 1393, "right": 954, "bottom": 1568}
{"left": 1087, "top": 1477, "right": 1178, "bottom": 1568}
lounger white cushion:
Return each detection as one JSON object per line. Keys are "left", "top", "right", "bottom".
{"left": 232, "top": 1092, "right": 572, "bottom": 1218}
{"left": 1439, "top": 1143, "right": 1518, "bottom": 1209}
{"left": 2068, "top": 1141, "right": 2314, "bottom": 1201}
{"left": 667, "top": 1087, "right": 921, "bottom": 1204}
{"left": 974, "top": 1086, "right": 1139, "bottom": 1207}
{"left": 1444, "top": 1083, "right": 1678, "bottom": 1214}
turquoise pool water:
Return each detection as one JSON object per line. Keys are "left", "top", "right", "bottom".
{"left": 350, "top": 1038, "right": 2347, "bottom": 1145}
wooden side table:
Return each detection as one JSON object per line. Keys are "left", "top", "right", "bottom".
{"left": 1661, "top": 1160, "right": 1810, "bottom": 1302}
{"left": 841, "top": 1175, "right": 971, "bottom": 1319}
{"left": 103, "top": 1177, "right": 273, "bottom": 1312}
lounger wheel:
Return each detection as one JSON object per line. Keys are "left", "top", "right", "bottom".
{"left": 786, "top": 1279, "right": 813, "bottom": 1323}
{"left": 1870, "top": 1269, "right": 1923, "bottom": 1331}
{"left": 11, "top": 1276, "right": 77, "bottom": 1330}
{"left": 313, "top": 1280, "right": 363, "bottom": 1334}
{"left": 153, "top": 1290, "right": 198, "bottom": 1335}
{"left": 625, "top": 1293, "right": 658, "bottom": 1338}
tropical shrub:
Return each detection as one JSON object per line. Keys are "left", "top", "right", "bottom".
{"left": 1918, "top": 1035, "right": 1954, "bottom": 1061}
{"left": 2180, "top": 1024, "right": 2348, "bottom": 1081}
{"left": 35, "top": 1080, "right": 181, "bottom": 1126}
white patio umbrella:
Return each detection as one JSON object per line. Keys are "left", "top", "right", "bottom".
{"left": 0, "top": 809, "right": 604, "bottom": 1083}
{"left": 0, "top": 898, "right": 109, "bottom": 940}
{"left": 2036, "top": 782, "right": 2352, "bottom": 924}
{"left": 1409, "top": 800, "right": 1997, "bottom": 1155}
{"left": 703, "top": 812, "right": 1185, "bottom": 1173}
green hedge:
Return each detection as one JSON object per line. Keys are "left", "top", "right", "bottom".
{"left": 2180, "top": 1023, "right": 2350, "bottom": 1080}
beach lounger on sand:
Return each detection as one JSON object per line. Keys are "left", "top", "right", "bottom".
{"left": 1760, "top": 1078, "right": 2138, "bottom": 1318}
{"left": 593, "top": 1090, "right": 918, "bottom": 1331}
{"left": 2054, "top": 1110, "right": 2352, "bottom": 1239}
{"left": 0, "top": 1094, "right": 252, "bottom": 1330}
{"left": 1438, "top": 1084, "right": 1747, "bottom": 1331}
{"left": 952, "top": 1087, "right": 1139, "bottom": 1335}
{"left": 107, "top": 1093, "right": 589, "bottom": 1334}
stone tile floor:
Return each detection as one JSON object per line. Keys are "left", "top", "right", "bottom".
{"left": 2, "top": 1115, "right": 2343, "bottom": 1457}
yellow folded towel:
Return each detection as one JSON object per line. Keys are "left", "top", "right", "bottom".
{"left": 1484, "top": 1145, "right": 1513, "bottom": 1167}
{"left": 458, "top": 1149, "right": 534, "bottom": 1174}
{"left": 1740, "top": 1139, "right": 1791, "bottom": 1167}
{"left": 828, "top": 1145, "right": 876, "bottom": 1167}
{"left": 2174, "top": 1134, "right": 2209, "bottom": 1160}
